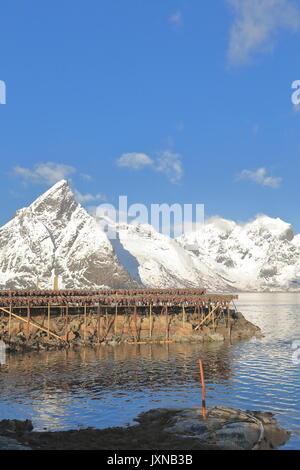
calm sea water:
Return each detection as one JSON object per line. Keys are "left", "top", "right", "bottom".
{"left": 0, "top": 293, "right": 299, "bottom": 450}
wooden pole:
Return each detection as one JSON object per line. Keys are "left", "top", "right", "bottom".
{"left": 199, "top": 359, "right": 207, "bottom": 420}
{"left": 182, "top": 304, "right": 186, "bottom": 327}
{"left": 54, "top": 275, "right": 59, "bottom": 290}
{"left": 227, "top": 304, "right": 231, "bottom": 340}
{"left": 8, "top": 303, "right": 12, "bottom": 340}
{"left": 105, "top": 307, "right": 108, "bottom": 336}
{"left": 165, "top": 305, "right": 169, "bottom": 340}
{"left": 47, "top": 304, "right": 50, "bottom": 340}
{"left": 133, "top": 306, "right": 138, "bottom": 342}
{"left": 65, "top": 305, "right": 69, "bottom": 342}
{"left": 0, "top": 306, "right": 64, "bottom": 342}
{"left": 84, "top": 304, "right": 87, "bottom": 343}
{"left": 149, "top": 303, "right": 152, "bottom": 339}
{"left": 27, "top": 305, "right": 30, "bottom": 341}
{"left": 115, "top": 305, "right": 118, "bottom": 335}
{"left": 97, "top": 306, "right": 101, "bottom": 344}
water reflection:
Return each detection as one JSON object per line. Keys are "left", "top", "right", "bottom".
{"left": 0, "top": 293, "right": 299, "bottom": 450}
{"left": 0, "top": 342, "right": 234, "bottom": 397}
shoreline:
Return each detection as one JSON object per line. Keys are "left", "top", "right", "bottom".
{"left": 0, "top": 406, "right": 290, "bottom": 450}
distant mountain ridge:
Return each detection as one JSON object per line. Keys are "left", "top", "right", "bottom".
{"left": 0, "top": 180, "right": 299, "bottom": 291}
{"left": 178, "top": 216, "right": 300, "bottom": 291}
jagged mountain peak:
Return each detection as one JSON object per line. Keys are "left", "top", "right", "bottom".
{"left": 30, "top": 179, "right": 78, "bottom": 220}
{"left": 32, "top": 179, "right": 71, "bottom": 204}
{"left": 0, "top": 180, "right": 137, "bottom": 289}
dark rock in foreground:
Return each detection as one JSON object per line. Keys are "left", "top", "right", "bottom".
{"left": 136, "top": 406, "right": 290, "bottom": 450}
{"left": 0, "top": 406, "right": 289, "bottom": 450}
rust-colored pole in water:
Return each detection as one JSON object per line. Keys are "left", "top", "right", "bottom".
{"left": 199, "top": 359, "right": 207, "bottom": 420}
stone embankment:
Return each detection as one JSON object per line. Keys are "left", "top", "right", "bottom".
{"left": 0, "top": 310, "right": 262, "bottom": 352}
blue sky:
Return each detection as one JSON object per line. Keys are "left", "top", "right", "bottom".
{"left": 1, "top": 0, "right": 300, "bottom": 231}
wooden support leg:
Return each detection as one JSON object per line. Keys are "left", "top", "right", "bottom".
{"left": 115, "top": 305, "right": 118, "bottom": 335}
{"left": 97, "top": 306, "right": 101, "bottom": 344}
{"left": 65, "top": 305, "right": 69, "bottom": 342}
{"left": 133, "top": 306, "right": 138, "bottom": 342}
{"left": 165, "top": 305, "right": 169, "bottom": 340}
{"left": 105, "top": 308, "right": 108, "bottom": 336}
{"left": 27, "top": 305, "right": 30, "bottom": 341}
{"left": 47, "top": 304, "right": 51, "bottom": 340}
{"left": 149, "top": 304, "right": 152, "bottom": 339}
{"left": 8, "top": 304, "right": 12, "bottom": 340}
{"left": 84, "top": 304, "right": 87, "bottom": 343}
{"left": 227, "top": 303, "right": 231, "bottom": 340}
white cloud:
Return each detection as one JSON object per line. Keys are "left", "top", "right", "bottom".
{"left": 73, "top": 189, "right": 105, "bottom": 203}
{"left": 155, "top": 150, "right": 183, "bottom": 183}
{"left": 169, "top": 11, "right": 182, "bottom": 25}
{"left": 227, "top": 0, "right": 300, "bottom": 65}
{"left": 12, "top": 162, "right": 105, "bottom": 204}
{"left": 13, "top": 162, "right": 76, "bottom": 185}
{"left": 237, "top": 167, "right": 282, "bottom": 188}
{"left": 116, "top": 150, "right": 183, "bottom": 183}
{"left": 116, "top": 153, "right": 154, "bottom": 169}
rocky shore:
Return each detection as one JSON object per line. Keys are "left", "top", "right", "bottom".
{"left": 0, "top": 406, "right": 289, "bottom": 450}
{"left": 0, "top": 310, "right": 262, "bottom": 353}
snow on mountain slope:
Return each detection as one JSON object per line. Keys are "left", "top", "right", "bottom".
{"left": 178, "top": 215, "right": 300, "bottom": 291}
{"left": 0, "top": 180, "right": 298, "bottom": 292}
{"left": 0, "top": 180, "right": 136, "bottom": 289}
{"left": 108, "top": 222, "right": 232, "bottom": 291}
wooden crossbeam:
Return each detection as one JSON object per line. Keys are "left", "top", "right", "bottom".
{"left": 0, "top": 306, "right": 66, "bottom": 342}
{"left": 194, "top": 304, "right": 220, "bottom": 330}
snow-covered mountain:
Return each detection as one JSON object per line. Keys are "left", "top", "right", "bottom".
{"left": 0, "top": 180, "right": 136, "bottom": 289}
{"left": 178, "top": 216, "right": 300, "bottom": 291}
{"left": 0, "top": 180, "right": 299, "bottom": 291}
{"left": 109, "top": 222, "right": 230, "bottom": 291}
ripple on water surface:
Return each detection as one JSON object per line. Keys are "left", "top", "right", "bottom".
{"left": 0, "top": 293, "right": 300, "bottom": 449}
